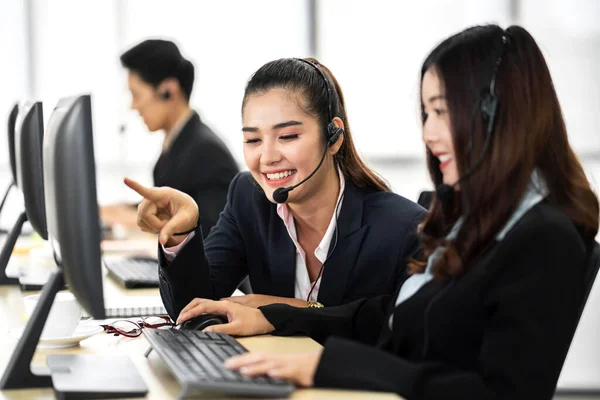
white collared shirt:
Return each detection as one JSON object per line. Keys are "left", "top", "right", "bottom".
{"left": 276, "top": 168, "right": 345, "bottom": 302}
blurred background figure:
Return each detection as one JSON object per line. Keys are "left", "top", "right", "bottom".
{"left": 100, "top": 39, "right": 238, "bottom": 238}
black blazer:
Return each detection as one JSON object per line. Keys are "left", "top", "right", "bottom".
{"left": 153, "top": 111, "right": 238, "bottom": 238}
{"left": 158, "top": 172, "right": 427, "bottom": 319}
{"left": 260, "top": 202, "right": 590, "bottom": 400}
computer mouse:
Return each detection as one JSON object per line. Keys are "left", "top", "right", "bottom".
{"left": 180, "top": 313, "right": 228, "bottom": 331}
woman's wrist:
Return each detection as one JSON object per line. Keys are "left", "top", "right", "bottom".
{"left": 256, "top": 309, "right": 276, "bottom": 334}
{"left": 291, "top": 298, "right": 309, "bottom": 308}
{"left": 164, "top": 233, "right": 188, "bottom": 248}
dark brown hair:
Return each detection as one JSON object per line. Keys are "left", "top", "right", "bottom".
{"left": 410, "top": 25, "right": 599, "bottom": 279}
{"left": 242, "top": 57, "right": 390, "bottom": 192}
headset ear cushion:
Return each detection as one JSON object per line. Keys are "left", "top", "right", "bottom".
{"left": 326, "top": 122, "right": 344, "bottom": 145}
{"left": 480, "top": 92, "right": 498, "bottom": 122}
{"left": 480, "top": 92, "right": 499, "bottom": 136}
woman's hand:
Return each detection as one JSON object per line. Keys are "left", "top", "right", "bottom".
{"left": 221, "top": 294, "right": 308, "bottom": 308}
{"left": 177, "top": 298, "right": 275, "bottom": 336}
{"left": 225, "top": 351, "right": 323, "bottom": 387}
{"left": 124, "top": 178, "right": 198, "bottom": 246}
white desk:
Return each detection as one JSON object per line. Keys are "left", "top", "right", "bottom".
{"left": 0, "top": 278, "right": 401, "bottom": 399}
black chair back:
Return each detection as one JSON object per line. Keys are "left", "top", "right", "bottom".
{"left": 417, "top": 190, "right": 434, "bottom": 210}
{"left": 583, "top": 241, "right": 600, "bottom": 307}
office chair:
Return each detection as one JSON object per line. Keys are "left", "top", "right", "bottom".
{"left": 417, "top": 190, "right": 434, "bottom": 210}
{"left": 555, "top": 240, "right": 600, "bottom": 393}
{"left": 582, "top": 241, "right": 600, "bottom": 310}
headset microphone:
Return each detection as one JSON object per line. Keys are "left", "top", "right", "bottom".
{"left": 272, "top": 59, "right": 344, "bottom": 204}
{"left": 272, "top": 125, "right": 342, "bottom": 203}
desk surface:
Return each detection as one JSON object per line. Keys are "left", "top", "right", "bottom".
{"left": 0, "top": 274, "right": 401, "bottom": 399}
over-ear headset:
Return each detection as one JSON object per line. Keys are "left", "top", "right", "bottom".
{"left": 295, "top": 58, "right": 344, "bottom": 145}
{"left": 479, "top": 35, "right": 507, "bottom": 144}
{"left": 272, "top": 59, "right": 345, "bottom": 204}
{"left": 435, "top": 34, "right": 509, "bottom": 211}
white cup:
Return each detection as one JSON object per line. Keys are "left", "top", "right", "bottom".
{"left": 23, "top": 292, "right": 82, "bottom": 339}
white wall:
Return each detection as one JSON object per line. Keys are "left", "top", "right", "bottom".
{"left": 114, "top": 0, "right": 311, "bottom": 203}
{"left": 0, "top": 0, "right": 598, "bottom": 218}
{"left": 0, "top": 0, "right": 30, "bottom": 162}
{"left": 317, "top": 0, "right": 512, "bottom": 159}
{"left": 520, "top": 0, "right": 600, "bottom": 155}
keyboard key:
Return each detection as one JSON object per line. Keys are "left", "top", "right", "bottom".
{"left": 143, "top": 329, "right": 294, "bottom": 397}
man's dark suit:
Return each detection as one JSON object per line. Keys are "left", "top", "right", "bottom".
{"left": 153, "top": 111, "right": 238, "bottom": 238}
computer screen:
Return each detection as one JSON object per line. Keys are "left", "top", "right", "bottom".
{"left": 15, "top": 101, "right": 47, "bottom": 240}
{"left": 43, "top": 94, "right": 104, "bottom": 319}
{"left": 7, "top": 103, "right": 19, "bottom": 186}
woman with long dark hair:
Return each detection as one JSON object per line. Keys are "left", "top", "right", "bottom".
{"left": 177, "top": 25, "right": 599, "bottom": 399}
{"left": 126, "top": 57, "right": 426, "bottom": 317}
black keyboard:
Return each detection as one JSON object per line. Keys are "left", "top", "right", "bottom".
{"left": 104, "top": 257, "right": 159, "bottom": 288}
{"left": 143, "top": 329, "right": 294, "bottom": 398}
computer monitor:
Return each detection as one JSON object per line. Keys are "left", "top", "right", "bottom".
{"left": 8, "top": 103, "right": 19, "bottom": 185}
{"left": 0, "top": 103, "right": 20, "bottom": 218}
{"left": 43, "top": 95, "right": 104, "bottom": 318}
{"left": 1, "top": 95, "right": 147, "bottom": 397}
{"left": 0, "top": 102, "right": 45, "bottom": 285}
{"left": 16, "top": 101, "right": 47, "bottom": 240}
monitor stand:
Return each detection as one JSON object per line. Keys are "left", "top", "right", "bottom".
{"left": 0, "top": 210, "right": 27, "bottom": 285}
{"left": 0, "top": 268, "right": 60, "bottom": 388}
{"left": 0, "top": 181, "right": 14, "bottom": 215}
{"left": 0, "top": 269, "right": 148, "bottom": 398}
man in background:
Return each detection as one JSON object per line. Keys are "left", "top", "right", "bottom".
{"left": 101, "top": 39, "right": 238, "bottom": 238}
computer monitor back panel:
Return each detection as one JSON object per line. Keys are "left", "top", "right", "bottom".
{"left": 15, "top": 101, "right": 47, "bottom": 240}
{"left": 43, "top": 95, "right": 104, "bottom": 319}
{"left": 7, "top": 103, "right": 19, "bottom": 186}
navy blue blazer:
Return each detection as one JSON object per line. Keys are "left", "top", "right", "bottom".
{"left": 158, "top": 172, "right": 427, "bottom": 319}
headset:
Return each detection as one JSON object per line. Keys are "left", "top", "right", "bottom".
{"left": 296, "top": 59, "right": 345, "bottom": 146}
{"left": 424, "top": 33, "right": 510, "bottom": 358}
{"left": 435, "top": 34, "right": 509, "bottom": 211}
{"left": 159, "top": 90, "right": 171, "bottom": 101}
{"left": 272, "top": 58, "right": 346, "bottom": 304}
{"left": 272, "top": 59, "right": 345, "bottom": 204}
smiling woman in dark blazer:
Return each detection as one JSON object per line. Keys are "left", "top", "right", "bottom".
{"left": 176, "top": 25, "right": 600, "bottom": 399}
{"left": 126, "top": 57, "right": 426, "bottom": 318}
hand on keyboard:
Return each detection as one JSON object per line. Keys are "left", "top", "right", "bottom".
{"left": 177, "top": 298, "right": 275, "bottom": 336}
{"left": 225, "top": 350, "right": 323, "bottom": 388}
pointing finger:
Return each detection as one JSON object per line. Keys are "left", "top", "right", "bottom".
{"left": 124, "top": 178, "right": 162, "bottom": 201}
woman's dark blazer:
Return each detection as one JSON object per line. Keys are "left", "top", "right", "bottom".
{"left": 260, "top": 201, "right": 590, "bottom": 400}
{"left": 158, "top": 171, "right": 427, "bottom": 319}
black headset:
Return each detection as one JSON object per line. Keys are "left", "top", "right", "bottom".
{"left": 435, "top": 34, "right": 509, "bottom": 210}
{"left": 159, "top": 90, "right": 171, "bottom": 101}
{"left": 295, "top": 59, "right": 344, "bottom": 146}
{"left": 424, "top": 33, "right": 510, "bottom": 357}
{"left": 272, "top": 59, "right": 345, "bottom": 204}
{"left": 277, "top": 58, "right": 346, "bottom": 303}
{"left": 477, "top": 35, "right": 508, "bottom": 151}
